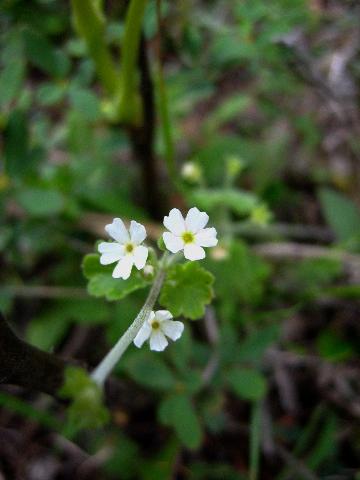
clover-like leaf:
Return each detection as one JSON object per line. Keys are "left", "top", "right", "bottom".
{"left": 82, "top": 253, "right": 150, "bottom": 301}
{"left": 159, "top": 262, "right": 214, "bottom": 320}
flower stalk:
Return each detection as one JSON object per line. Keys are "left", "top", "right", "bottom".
{"left": 91, "top": 252, "right": 168, "bottom": 386}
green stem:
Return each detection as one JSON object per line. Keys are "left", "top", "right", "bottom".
{"left": 249, "top": 400, "right": 262, "bottom": 480}
{"left": 91, "top": 252, "right": 168, "bottom": 387}
{"left": 117, "top": 0, "right": 148, "bottom": 125}
{"left": 70, "top": 0, "right": 119, "bottom": 96}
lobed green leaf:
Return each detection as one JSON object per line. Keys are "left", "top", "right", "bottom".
{"left": 82, "top": 253, "right": 150, "bottom": 301}
{"left": 160, "top": 262, "right": 214, "bottom": 320}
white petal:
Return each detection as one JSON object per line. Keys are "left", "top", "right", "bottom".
{"left": 161, "top": 320, "right": 184, "bottom": 341}
{"left": 163, "top": 208, "right": 185, "bottom": 235}
{"left": 105, "top": 218, "right": 129, "bottom": 244}
{"left": 100, "top": 252, "right": 124, "bottom": 265}
{"left": 147, "top": 311, "right": 156, "bottom": 324}
{"left": 149, "top": 331, "right": 168, "bottom": 351}
{"left": 98, "top": 242, "right": 124, "bottom": 264}
{"left": 133, "top": 322, "right": 152, "bottom": 348}
{"left": 98, "top": 242, "right": 122, "bottom": 254}
{"left": 163, "top": 232, "right": 184, "bottom": 253}
{"left": 195, "top": 227, "right": 218, "bottom": 247}
{"left": 112, "top": 255, "right": 134, "bottom": 279}
{"left": 133, "top": 245, "right": 148, "bottom": 270}
{"left": 185, "top": 207, "right": 209, "bottom": 233}
{"left": 184, "top": 243, "right": 205, "bottom": 261}
{"left": 130, "top": 220, "right": 147, "bottom": 245}
{"left": 154, "top": 310, "right": 173, "bottom": 322}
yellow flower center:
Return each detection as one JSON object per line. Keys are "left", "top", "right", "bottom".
{"left": 152, "top": 321, "right": 160, "bottom": 330}
{"left": 182, "top": 231, "right": 195, "bottom": 244}
{"left": 125, "top": 243, "right": 134, "bottom": 253}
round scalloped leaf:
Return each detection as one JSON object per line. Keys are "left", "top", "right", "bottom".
{"left": 159, "top": 262, "right": 214, "bottom": 320}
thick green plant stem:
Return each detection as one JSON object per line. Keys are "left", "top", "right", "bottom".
{"left": 91, "top": 253, "right": 169, "bottom": 387}
{"left": 71, "top": 0, "right": 119, "bottom": 95}
{"left": 156, "top": 0, "right": 177, "bottom": 185}
{"left": 117, "top": 0, "right": 148, "bottom": 125}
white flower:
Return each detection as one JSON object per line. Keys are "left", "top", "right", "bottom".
{"left": 134, "top": 310, "right": 184, "bottom": 352}
{"left": 162, "top": 207, "right": 218, "bottom": 261}
{"left": 98, "top": 218, "right": 148, "bottom": 280}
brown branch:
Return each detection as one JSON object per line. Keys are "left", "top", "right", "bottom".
{"left": 0, "top": 312, "right": 72, "bottom": 397}
{"left": 128, "top": 35, "right": 163, "bottom": 219}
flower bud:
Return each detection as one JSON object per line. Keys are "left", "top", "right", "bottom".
{"left": 143, "top": 264, "right": 155, "bottom": 279}
{"left": 181, "top": 162, "right": 202, "bottom": 184}
{"left": 250, "top": 203, "right": 272, "bottom": 226}
{"left": 226, "top": 155, "right": 245, "bottom": 180}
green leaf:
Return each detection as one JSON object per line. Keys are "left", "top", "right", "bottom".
{"left": 26, "top": 297, "right": 111, "bottom": 352}
{"left": 319, "top": 188, "right": 360, "bottom": 244}
{"left": 316, "top": 329, "right": 355, "bottom": 362}
{"left": 0, "top": 31, "right": 25, "bottom": 107}
{"left": 160, "top": 262, "right": 214, "bottom": 320}
{"left": 292, "top": 258, "right": 342, "bottom": 290}
{"left": 27, "top": 315, "right": 70, "bottom": 351}
{"left": 59, "top": 367, "right": 109, "bottom": 431}
{"left": 15, "top": 188, "right": 65, "bottom": 217}
{"left": 207, "top": 241, "right": 270, "bottom": 306}
{"left": 204, "top": 94, "right": 251, "bottom": 133}
{"left": 158, "top": 394, "right": 202, "bottom": 449}
{"left": 4, "top": 109, "right": 30, "bottom": 178}
{"left": 139, "top": 439, "right": 180, "bottom": 480}
{"left": 82, "top": 253, "right": 149, "bottom": 301}
{"left": 0, "top": 58, "right": 25, "bottom": 108}
{"left": 68, "top": 87, "right": 101, "bottom": 122}
{"left": 122, "top": 351, "right": 176, "bottom": 391}
{"left": 105, "top": 434, "right": 140, "bottom": 479}
{"left": 306, "top": 414, "right": 338, "bottom": 470}
{"left": 227, "top": 368, "right": 267, "bottom": 401}
{"left": 23, "top": 28, "right": 70, "bottom": 78}
{"left": 36, "top": 83, "right": 67, "bottom": 106}
{"left": 190, "top": 188, "right": 258, "bottom": 216}
{"left": 0, "top": 391, "right": 60, "bottom": 431}
{"left": 169, "top": 327, "right": 193, "bottom": 373}
{"left": 236, "top": 324, "right": 281, "bottom": 363}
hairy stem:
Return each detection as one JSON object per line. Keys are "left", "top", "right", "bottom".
{"left": 91, "top": 253, "right": 168, "bottom": 386}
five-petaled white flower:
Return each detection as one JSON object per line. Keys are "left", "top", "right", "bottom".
{"left": 163, "top": 207, "right": 218, "bottom": 260}
{"left": 98, "top": 218, "right": 148, "bottom": 280}
{"left": 134, "top": 310, "right": 184, "bottom": 352}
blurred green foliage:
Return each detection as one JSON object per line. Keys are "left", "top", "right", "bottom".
{"left": 1, "top": 0, "right": 360, "bottom": 478}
